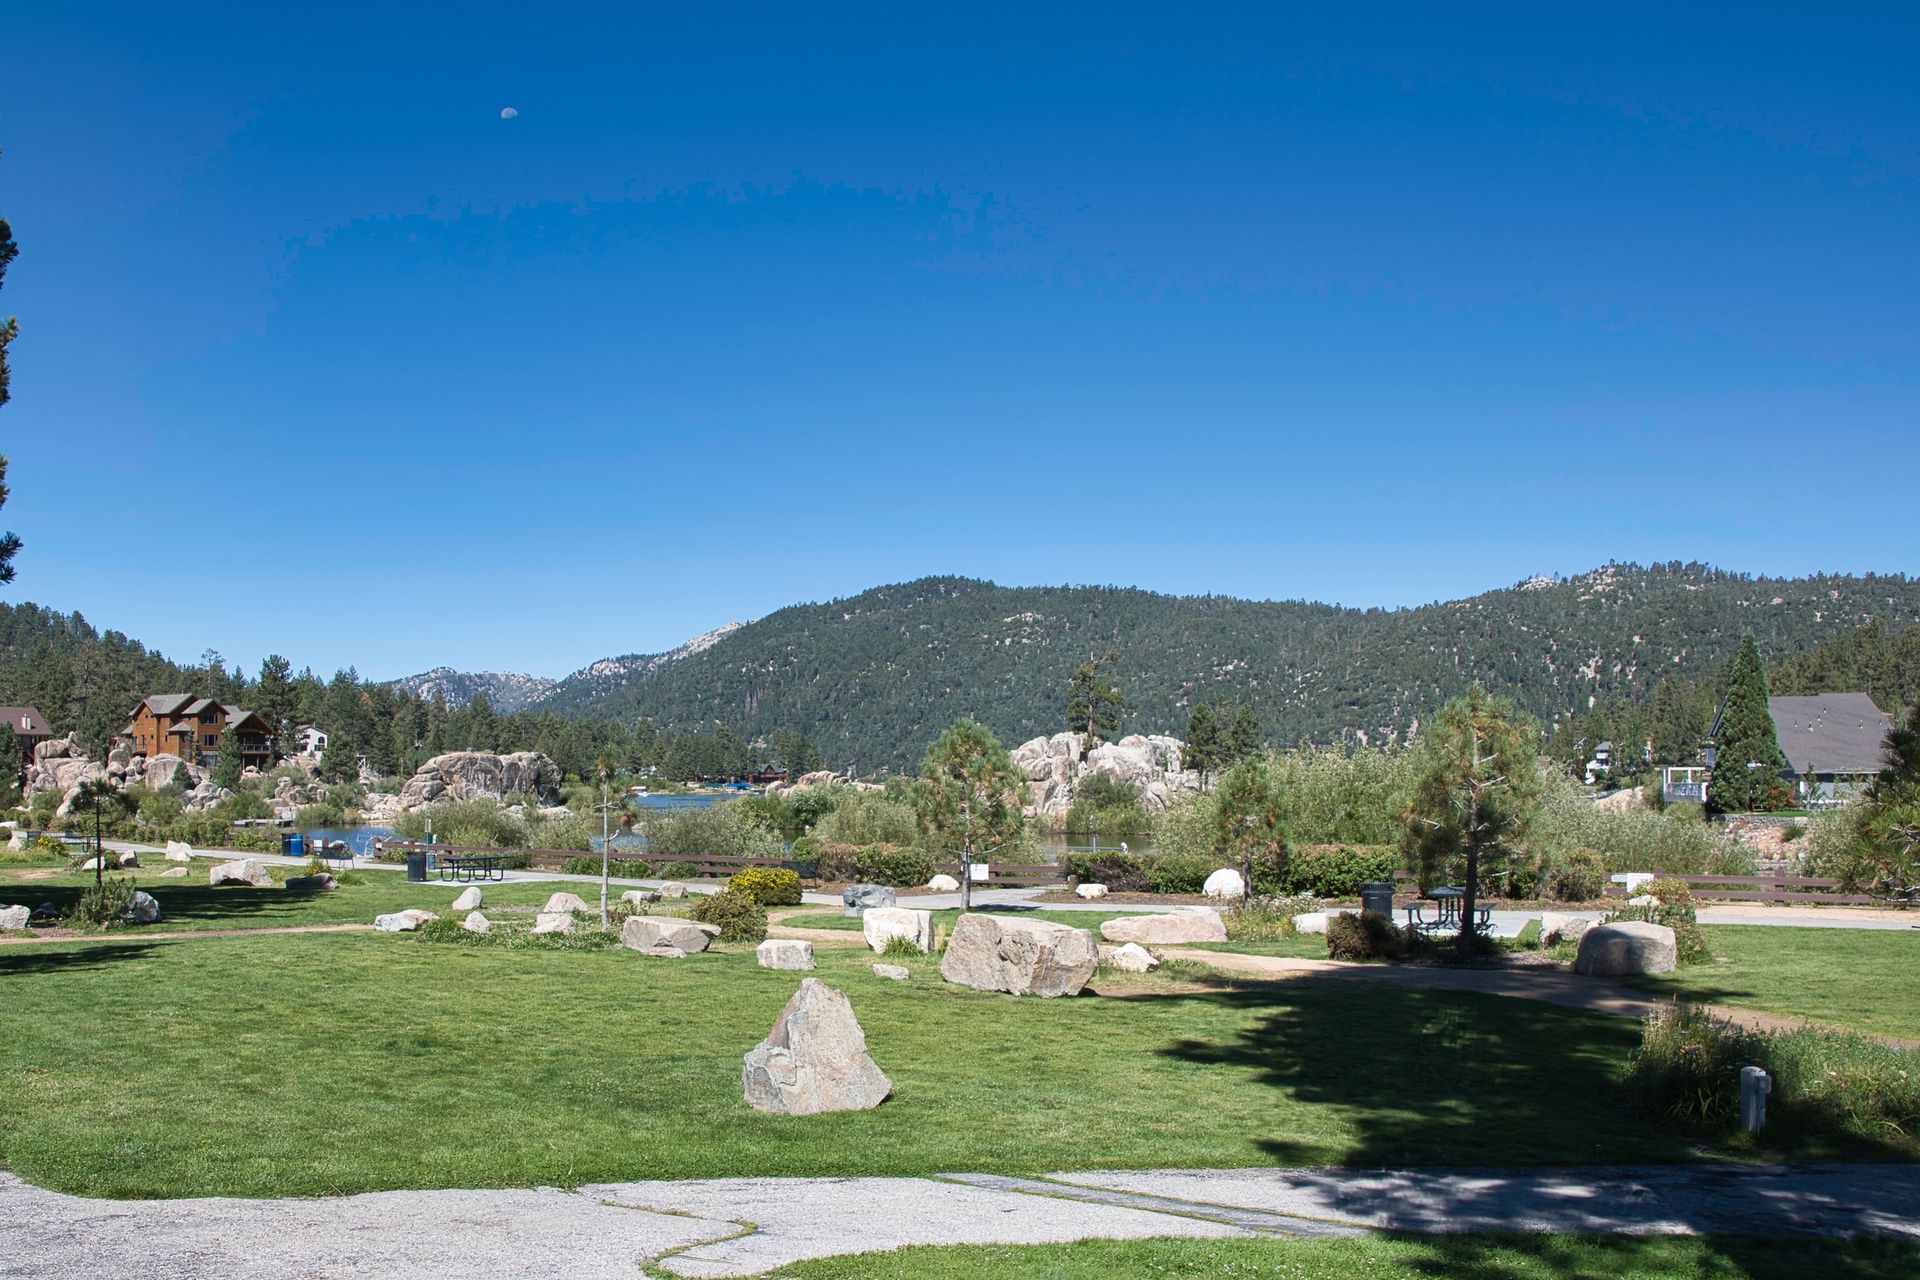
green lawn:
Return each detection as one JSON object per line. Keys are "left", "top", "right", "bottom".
{"left": 1626, "top": 926, "right": 1920, "bottom": 1042}
{"left": 0, "top": 929, "right": 1751, "bottom": 1200}
{"left": 792, "top": 908, "right": 1336, "bottom": 960}
{"left": 0, "top": 861, "right": 580, "bottom": 932}
{"left": 781, "top": 1234, "right": 1920, "bottom": 1279}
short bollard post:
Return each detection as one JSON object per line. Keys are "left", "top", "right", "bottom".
{"left": 1740, "top": 1065, "right": 1772, "bottom": 1133}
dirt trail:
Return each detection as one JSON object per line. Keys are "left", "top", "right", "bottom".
{"left": 765, "top": 908, "right": 870, "bottom": 947}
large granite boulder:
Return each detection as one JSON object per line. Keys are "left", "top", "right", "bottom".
{"left": 1103, "top": 941, "right": 1158, "bottom": 973}
{"left": 756, "top": 939, "right": 816, "bottom": 970}
{"left": 1575, "top": 921, "right": 1678, "bottom": 976}
{"left": 543, "top": 891, "right": 591, "bottom": 915}
{"left": 532, "top": 912, "right": 575, "bottom": 935}
{"left": 926, "top": 873, "right": 961, "bottom": 892}
{"left": 741, "top": 978, "right": 892, "bottom": 1115}
{"left": 1202, "top": 868, "right": 1245, "bottom": 900}
{"left": 1099, "top": 909, "right": 1227, "bottom": 945}
{"left": 126, "top": 891, "right": 161, "bottom": 925}
{"left": 395, "top": 751, "right": 562, "bottom": 811}
{"left": 451, "top": 887, "right": 484, "bottom": 912}
{"left": 841, "top": 884, "right": 896, "bottom": 918}
{"left": 163, "top": 840, "right": 194, "bottom": 862}
{"left": 621, "top": 915, "right": 720, "bottom": 954}
{"left": 1007, "top": 731, "right": 1200, "bottom": 826}
{"left": 861, "top": 907, "right": 933, "bottom": 954}
{"left": 0, "top": 904, "right": 31, "bottom": 930}
{"left": 208, "top": 858, "right": 270, "bottom": 887}
{"left": 141, "top": 755, "right": 201, "bottom": 790}
{"left": 940, "top": 913, "right": 1098, "bottom": 997}
{"left": 373, "top": 909, "right": 437, "bottom": 932}
{"left": 462, "top": 911, "right": 492, "bottom": 934}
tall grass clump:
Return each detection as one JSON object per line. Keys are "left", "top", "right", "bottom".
{"left": 641, "top": 802, "right": 784, "bottom": 862}
{"left": 805, "top": 789, "right": 921, "bottom": 847}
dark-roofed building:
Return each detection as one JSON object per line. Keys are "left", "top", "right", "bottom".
{"left": 0, "top": 705, "right": 52, "bottom": 785}
{"left": 125, "top": 696, "right": 278, "bottom": 772}
{"left": 1768, "top": 693, "right": 1894, "bottom": 805}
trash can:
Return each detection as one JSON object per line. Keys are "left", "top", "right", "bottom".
{"left": 405, "top": 851, "right": 428, "bottom": 883}
{"left": 1360, "top": 881, "right": 1394, "bottom": 919}
{"left": 283, "top": 832, "right": 304, "bottom": 859}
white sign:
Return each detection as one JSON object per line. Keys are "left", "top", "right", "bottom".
{"left": 968, "top": 862, "right": 991, "bottom": 882}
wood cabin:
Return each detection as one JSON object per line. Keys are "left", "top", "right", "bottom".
{"left": 124, "top": 695, "right": 278, "bottom": 772}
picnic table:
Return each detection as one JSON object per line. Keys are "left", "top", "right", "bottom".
{"left": 438, "top": 853, "right": 509, "bottom": 883}
{"left": 1403, "top": 886, "right": 1491, "bottom": 936}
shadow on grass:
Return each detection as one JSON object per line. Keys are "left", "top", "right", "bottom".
{"left": 7, "top": 882, "right": 325, "bottom": 929}
{"left": 0, "top": 942, "right": 160, "bottom": 974}
{"left": 1347, "top": 1235, "right": 1918, "bottom": 1280}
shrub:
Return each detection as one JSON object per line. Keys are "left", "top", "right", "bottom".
{"left": 641, "top": 802, "right": 784, "bottom": 862}
{"left": 1222, "top": 894, "right": 1319, "bottom": 942}
{"left": 391, "top": 799, "right": 528, "bottom": 849}
{"left": 1278, "top": 844, "right": 1401, "bottom": 898}
{"left": 688, "top": 888, "right": 767, "bottom": 942}
{"left": 1064, "top": 850, "right": 1213, "bottom": 894}
{"left": 813, "top": 843, "right": 935, "bottom": 887}
{"left": 1063, "top": 773, "right": 1153, "bottom": 842}
{"left": 1604, "top": 877, "right": 1709, "bottom": 965}
{"left": 729, "top": 866, "right": 802, "bottom": 905}
{"left": 881, "top": 933, "right": 924, "bottom": 958}
{"left": 1537, "top": 848, "right": 1608, "bottom": 902}
{"left": 1325, "top": 912, "right": 1404, "bottom": 962}
{"left": 807, "top": 789, "right": 919, "bottom": 846}
{"left": 1626, "top": 1003, "right": 1920, "bottom": 1146}
{"left": 655, "top": 860, "right": 702, "bottom": 879}
{"left": 523, "top": 811, "right": 593, "bottom": 852}
{"left": 63, "top": 877, "right": 136, "bottom": 929}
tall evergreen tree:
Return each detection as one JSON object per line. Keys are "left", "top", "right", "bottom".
{"left": 0, "top": 191, "right": 20, "bottom": 584}
{"left": 1184, "top": 703, "right": 1223, "bottom": 789}
{"left": 914, "top": 718, "right": 1028, "bottom": 911}
{"left": 1710, "top": 634, "right": 1787, "bottom": 813}
{"left": 1226, "top": 705, "right": 1263, "bottom": 760}
{"left": 1065, "top": 651, "right": 1126, "bottom": 752}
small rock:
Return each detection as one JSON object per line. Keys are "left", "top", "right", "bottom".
{"left": 285, "top": 874, "right": 336, "bottom": 892}
{"left": 741, "top": 978, "right": 892, "bottom": 1115}
{"left": 655, "top": 882, "right": 687, "bottom": 900}
{"left": 621, "top": 915, "right": 720, "bottom": 954}
{"left": 542, "top": 891, "right": 591, "bottom": 915}
{"left": 451, "top": 887, "right": 484, "bottom": 912}
{"left": 862, "top": 906, "right": 933, "bottom": 954}
{"left": 462, "top": 911, "right": 491, "bottom": 935}
{"left": 926, "top": 874, "right": 960, "bottom": 892}
{"left": 5, "top": 832, "right": 26, "bottom": 852}
{"left": 1099, "top": 910, "right": 1228, "bottom": 945}
{"left": 872, "top": 963, "right": 910, "bottom": 981}
{"left": 373, "top": 909, "right": 438, "bottom": 933}
{"left": 163, "top": 841, "right": 193, "bottom": 862}
{"left": 126, "top": 891, "right": 161, "bottom": 925}
{"left": 532, "top": 911, "right": 575, "bottom": 935}
{"left": 757, "top": 939, "right": 816, "bottom": 970}
{"left": 1075, "top": 882, "right": 1109, "bottom": 899}
{"left": 74, "top": 857, "right": 105, "bottom": 873}
{"left": 1104, "top": 941, "right": 1158, "bottom": 973}
{"left": 116, "top": 851, "right": 140, "bottom": 869}
{"left": 30, "top": 902, "right": 58, "bottom": 922}
{"left": 156, "top": 867, "right": 188, "bottom": 879}
{"left": 1202, "top": 867, "right": 1245, "bottom": 899}
{"left": 0, "top": 904, "right": 30, "bottom": 930}
{"left": 1540, "top": 912, "right": 1596, "bottom": 947}
{"left": 841, "top": 884, "right": 896, "bottom": 918}
{"left": 643, "top": 943, "right": 687, "bottom": 959}
{"left": 620, "top": 889, "right": 660, "bottom": 906}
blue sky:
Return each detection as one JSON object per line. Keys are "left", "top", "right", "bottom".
{"left": 2, "top": 3, "right": 1915, "bottom": 681}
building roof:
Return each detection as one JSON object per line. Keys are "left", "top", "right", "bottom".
{"left": 0, "top": 706, "right": 50, "bottom": 737}
{"left": 1769, "top": 693, "right": 1894, "bottom": 776}
{"left": 141, "top": 694, "right": 196, "bottom": 716}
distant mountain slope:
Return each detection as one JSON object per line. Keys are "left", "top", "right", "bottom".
{"left": 535, "top": 623, "right": 746, "bottom": 712}
{"left": 383, "top": 667, "right": 557, "bottom": 713}
{"left": 532, "top": 564, "right": 1920, "bottom": 771}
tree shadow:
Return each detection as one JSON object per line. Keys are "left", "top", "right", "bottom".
{"left": 1326, "top": 1234, "right": 1918, "bottom": 1280}
{"left": 1111, "top": 971, "right": 1917, "bottom": 1233}
{"left": 0, "top": 942, "right": 160, "bottom": 974}
{"left": 8, "top": 882, "right": 320, "bottom": 928}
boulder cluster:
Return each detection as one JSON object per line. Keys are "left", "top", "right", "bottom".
{"left": 23, "top": 735, "right": 236, "bottom": 818}
{"left": 363, "top": 751, "right": 566, "bottom": 820}
{"left": 1008, "top": 732, "right": 1201, "bottom": 826}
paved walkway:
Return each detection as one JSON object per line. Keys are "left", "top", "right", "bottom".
{"left": 2, "top": 1163, "right": 1913, "bottom": 1278}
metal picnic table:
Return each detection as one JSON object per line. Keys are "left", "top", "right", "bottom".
{"left": 1403, "top": 886, "right": 1491, "bottom": 936}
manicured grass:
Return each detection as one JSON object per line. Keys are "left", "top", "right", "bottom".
{"left": 781, "top": 1234, "right": 1920, "bottom": 1279}
{"left": 1626, "top": 926, "right": 1920, "bottom": 1042}
{"left": 0, "top": 862, "right": 576, "bottom": 932}
{"left": 1187, "top": 935, "right": 1331, "bottom": 959}
{"left": 786, "top": 907, "right": 1146, "bottom": 933}
{"left": 0, "top": 929, "right": 1740, "bottom": 1199}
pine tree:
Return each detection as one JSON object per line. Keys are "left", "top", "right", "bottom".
{"left": 1065, "top": 652, "right": 1125, "bottom": 752}
{"left": 914, "top": 718, "right": 1028, "bottom": 910}
{"left": 1710, "top": 634, "right": 1786, "bottom": 813}
{"left": 1185, "top": 703, "right": 1222, "bottom": 789}
{"left": 1226, "top": 705, "right": 1263, "bottom": 761}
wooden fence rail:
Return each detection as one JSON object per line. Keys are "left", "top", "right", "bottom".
{"left": 1603, "top": 869, "right": 1879, "bottom": 906}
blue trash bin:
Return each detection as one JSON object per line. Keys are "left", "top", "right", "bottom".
{"left": 284, "top": 832, "right": 304, "bottom": 859}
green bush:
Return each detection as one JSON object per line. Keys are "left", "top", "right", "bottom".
{"left": 1279, "top": 844, "right": 1401, "bottom": 898}
{"left": 688, "top": 888, "right": 767, "bottom": 942}
{"left": 1626, "top": 1003, "right": 1920, "bottom": 1145}
{"left": 63, "top": 877, "right": 136, "bottom": 929}
{"left": 728, "top": 866, "right": 802, "bottom": 905}
{"left": 1537, "top": 848, "right": 1609, "bottom": 902}
{"left": 1065, "top": 850, "right": 1213, "bottom": 894}
{"left": 881, "top": 933, "right": 925, "bottom": 958}
{"left": 655, "top": 860, "right": 701, "bottom": 879}
{"left": 1063, "top": 774, "right": 1153, "bottom": 842}
{"left": 813, "top": 843, "right": 935, "bottom": 887}
{"left": 1325, "top": 911, "right": 1404, "bottom": 962}
{"left": 1604, "top": 877, "right": 1709, "bottom": 965}
{"left": 1222, "top": 894, "right": 1319, "bottom": 942}
{"left": 641, "top": 802, "right": 784, "bottom": 862}
{"left": 806, "top": 789, "right": 919, "bottom": 846}
{"left": 391, "top": 799, "right": 528, "bottom": 849}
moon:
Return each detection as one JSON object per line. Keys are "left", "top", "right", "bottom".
{"left": 499, "top": 107, "right": 519, "bottom": 120}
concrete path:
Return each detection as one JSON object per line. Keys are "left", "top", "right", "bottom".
{"left": 3, "top": 1163, "right": 1913, "bottom": 1278}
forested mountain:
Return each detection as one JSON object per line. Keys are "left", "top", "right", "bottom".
{"left": 384, "top": 667, "right": 557, "bottom": 713}
{"left": 531, "top": 564, "right": 1920, "bottom": 771}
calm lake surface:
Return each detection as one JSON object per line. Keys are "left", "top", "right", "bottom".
{"left": 307, "top": 792, "right": 734, "bottom": 856}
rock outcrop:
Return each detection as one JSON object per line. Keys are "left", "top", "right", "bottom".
{"left": 741, "top": 978, "right": 891, "bottom": 1115}
{"left": 394, "top": 751, "right": 562, "bottom": 811}
{"left": 940, "top": 913, "right": 1098, "bottom": 997}
{"left": 1008, "top": 732, "right": 1200, "bottom": 826}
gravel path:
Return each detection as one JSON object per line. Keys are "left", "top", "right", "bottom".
{"left": 3, "top": 1163, "right": 1913, "bottom": 1278}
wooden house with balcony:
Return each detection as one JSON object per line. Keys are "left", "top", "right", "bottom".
{"left": 124, "top": 695, "right": 277, "bottom": 772}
